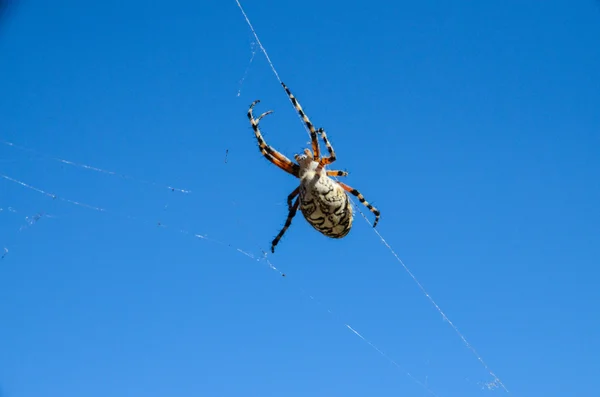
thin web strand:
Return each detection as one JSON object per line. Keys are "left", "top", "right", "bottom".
{"left": 1, "top": 173, "right": 266, "bottom": 262}
{"left": 260, "top": 254, "right": 437, "bottom": 396}
{"left": 351, "top": 199, "right": 508, "bottom": 393}
{"left": 234, "top": 0, "right": 281, "bottom": 83}
{"left": 233, "top": 1, "right": 508, "bottom": 392}
{"left": 237, "top": 41, "right": 257, "bottom": 97}
{"left": 1, "top": 174, "right": 105, "bottom": 212}
{"left": 1, "top": 140, "right": 191, "bottom": 194}
{"left": 1, "top": 206, "right": 56, "bottom": 261}
{"left": 234, "top": 0, "right": 313, "bottom": 141}
{"left": 2, "top": 171, "right": 438, "bottom": 396}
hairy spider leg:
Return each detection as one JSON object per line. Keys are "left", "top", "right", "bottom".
{"left": 281, "top": 82, "right": 321, "bottom": 161}
{"left": 248, "top": 100, "right": 299, "bottom": 177}
{"left": 337, "top": 182, "right": 381, "bottom": 227}
{"left": 272, "top": 194, "right": 300, "bottom": 253}
{"left": 287, "top": 186, "right": 300, "bottom": 211}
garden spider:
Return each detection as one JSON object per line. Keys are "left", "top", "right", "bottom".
{"left": 248, "top": 83, "right": 380, "bottom": 253}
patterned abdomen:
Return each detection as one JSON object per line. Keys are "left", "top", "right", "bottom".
{"left": 299, "top": 174, "right": 353, "bottom": 238}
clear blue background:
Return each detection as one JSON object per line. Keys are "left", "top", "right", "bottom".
{"left": 1, "top": 1, "right": 599, "bottom": 396}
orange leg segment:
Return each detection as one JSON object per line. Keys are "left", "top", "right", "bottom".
{"left": 248, "top": 100, "right": 299, "bottom": 177}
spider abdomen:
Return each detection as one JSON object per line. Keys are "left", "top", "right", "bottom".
{"left": 299, "top": 173, "right": 354, "bottom": 238}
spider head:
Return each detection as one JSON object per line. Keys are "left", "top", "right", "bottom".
{"left": 295, "top": 148, "right": 321, "bottom": 178}
{"left": 294, "top": 148, "right": 315, "bottom": 167}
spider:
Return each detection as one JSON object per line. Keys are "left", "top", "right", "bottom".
{"left": 248, "top": 83, "right": 380, "bottom": 253}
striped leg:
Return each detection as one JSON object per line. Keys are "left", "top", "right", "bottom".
{"left": 327, "top": 170, "right": 348, "bottom": 177}
{"left": 337, "top": 182, "right": 380, "bottom": 227}
{"left": 317, "top": 128, "right": 337, "bottom": 167}
{"left": 248, "top": 100, "right": 299, "bottom": 177}
{"left": 271, "top": 195, "right": 300, "bottom": 253}
{"left": 281, "top": 83, "right": 321, "bottom": 160}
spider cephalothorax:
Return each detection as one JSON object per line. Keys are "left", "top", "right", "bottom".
{"left": 248, "top": 83, "right": 380, "bottom": 253}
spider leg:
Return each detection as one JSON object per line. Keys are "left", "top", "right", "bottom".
{"left": 271, "top": 195, "right": 300, "bottom": 253}
{"left": 287, "top": 186, "right": 300, "bottom": 211}
{"left": 316, "top": 128, "right": 337, "bottom": 168}
{"left": 337, "top": 182, "right": 380, "bottom": 227}
{"left": 248, "top": 100, "right": 300, "bottom": 177}
{"left": 326, "top": 170, "right": 348, "bottom": 177}
{"left": 281, "top": 83, "right": 321, "bottom": 161}
{"left": 263, "top": 150, "right": 298, "bottom": 177}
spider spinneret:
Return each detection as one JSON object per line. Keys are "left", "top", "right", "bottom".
{"left": 248, "top": 82, "right": 380, "bottom": 253}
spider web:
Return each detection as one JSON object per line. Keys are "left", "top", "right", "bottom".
{"left": 0, "top": 134, "right": 505, "bottom": 395}
{"left": 0, "top": 146, "right": 438, "bottom": 396}
{"left": 234, "top": 0, "right": 508, "bottom": 393}
{"left": 0, "top": 4, "right": 507, "bottom": 395}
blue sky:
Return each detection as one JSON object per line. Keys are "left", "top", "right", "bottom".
{"left": 1, "top": 1, "right": 599, "bottom": 396}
